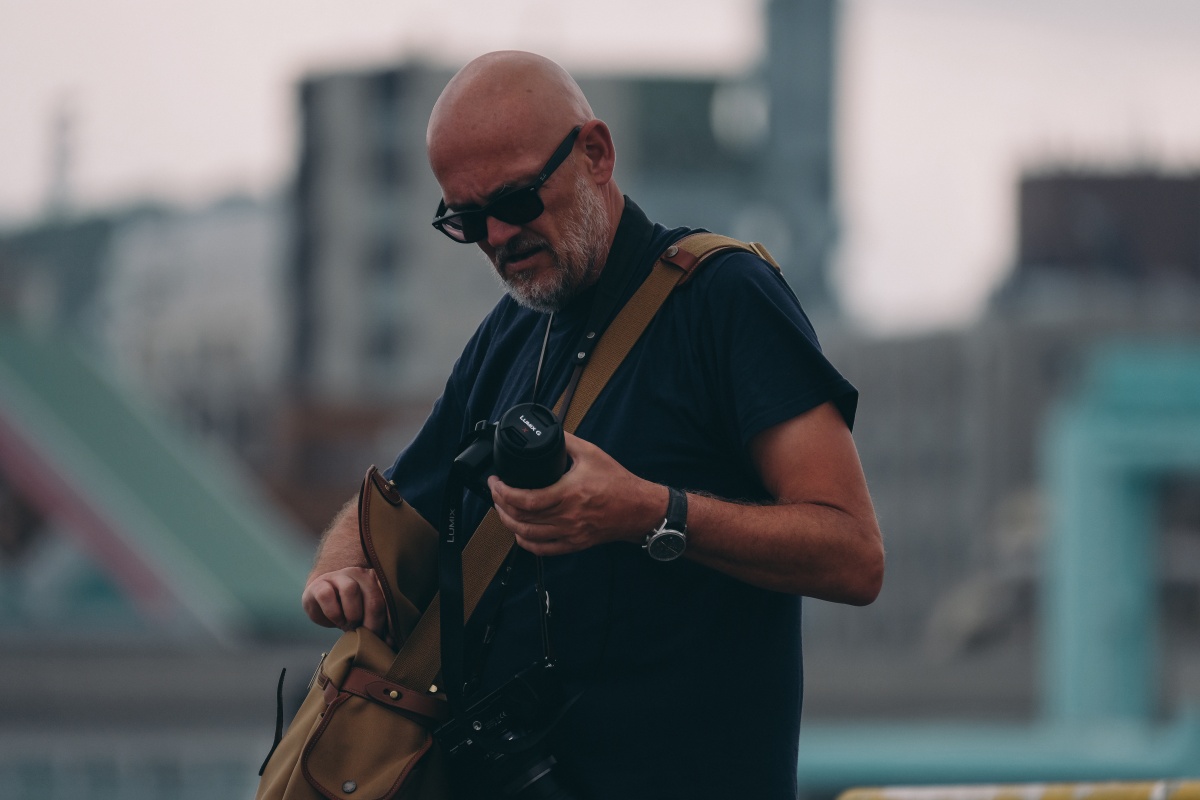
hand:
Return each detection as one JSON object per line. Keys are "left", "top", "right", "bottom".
{"left": 488, "top": 433, "right": 666, "bottom": 556}
{"left": 301, "top": 566, "right": 389, "bottom": 639}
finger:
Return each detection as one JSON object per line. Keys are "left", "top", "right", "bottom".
{"left": 489, "top": 475, "right": 563, "bottom": 514}
{"left": 301, "top": 582, "right": 338, "bottom": 628}
{"left": 493, "top": 503, "right": 531, "bottom": 538}
{"left": 493, "top": 503, "right": 557, "bottom": 543}
{"left": 361, "top": 572, "right": 389, "bottom": 637}
{"left": 562, "top": 432, "right": 604, "bottom": 461}
{"left": 336, "top": 582, "right": 367, "bottom": 631}
{"left": 562, "top": 431, "right": 588, "bottom": 454}
{"left": 303, "top": 578, "right": 347, "bottom": 629}
{"left": 514, "top": 532, "right": 573, "bottom": 557}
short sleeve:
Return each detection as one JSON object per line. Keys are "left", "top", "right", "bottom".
{"left": 693, "top": 252, "right": 858, "bottom": 447}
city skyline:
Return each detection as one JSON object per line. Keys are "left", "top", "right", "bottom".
{"left": 3, "top": 0, "right": 1199, "bottom": 333}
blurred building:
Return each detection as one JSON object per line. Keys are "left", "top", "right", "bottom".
{"left": 0, "top": 192, "right": 301, "bottom": 631}
{"left": 807, "top": 167, "right": 1200, "bottom": 724}
{"left": 0, "top": 212, "right": 114, "bottom": 333}
{"left": 0, "top": 197, "right": 318, "bottom": 800}
{"left": 1010, "top": 170, "right": 1200, "bottom": 286}
{"left": 0, "top": 195, "right": 288, "bottom": 457}
{"left": 97, "top": 195, "right": 289, "bottom": 457}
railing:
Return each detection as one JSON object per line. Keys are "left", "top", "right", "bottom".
{"left": 839, "top": 780, "right": 1200, "bottom": 800}
{"left": 0, "top": 730, "right": 268, "bottom": 800}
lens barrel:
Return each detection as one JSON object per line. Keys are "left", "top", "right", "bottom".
{"left": 492, "top": 403, "right": 568, "bottom": 489}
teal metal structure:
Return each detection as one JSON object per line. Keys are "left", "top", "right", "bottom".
{"left": 0, "top": 326, "right": 317, "bottom": 641}
{"left": 797, "top": 343, "right": 1200, "bottom": 787}
{"left": 1043, "top": 345, "right": 1200, "bottom": 724}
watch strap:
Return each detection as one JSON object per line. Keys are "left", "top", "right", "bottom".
{"left": 665, "top": 487, "right": 687, "bottom": 532}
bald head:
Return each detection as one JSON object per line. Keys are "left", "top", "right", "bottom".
{"left": 428, "top": 51, "right": 593, "bottom": 171}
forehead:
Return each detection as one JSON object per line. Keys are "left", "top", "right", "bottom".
{"left": 430, "top": 127, "right": 557, "bottom": 207}
{"left": 432, "top": 133, "right": 544, "bottom": 206}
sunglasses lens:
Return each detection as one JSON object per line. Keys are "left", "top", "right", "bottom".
{"left": 489, "top": 188, "right": 544, "bottom": 226}
{"left": 435, "top": 211, "right": 482, "bottom": 243}
{"left": 438, "top": 219, "right": 466, "bottom": 242}
{"left": 458, "top": 213, "right": 488, "bottom": 243}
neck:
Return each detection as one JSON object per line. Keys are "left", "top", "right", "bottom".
{"left": 583, "top": 189, "right": 625, "bottom": 290}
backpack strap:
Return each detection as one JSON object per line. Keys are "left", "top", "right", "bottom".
{"left": 382, "top": 231, "right": 775, "bottom": 690}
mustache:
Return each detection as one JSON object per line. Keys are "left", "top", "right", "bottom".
{"left": 494, "top": 235, "right": 550, "bottom": 270}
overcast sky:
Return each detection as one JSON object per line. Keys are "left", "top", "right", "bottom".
{"left": 3, "top": 0, "right": 1199, "bottom": 333}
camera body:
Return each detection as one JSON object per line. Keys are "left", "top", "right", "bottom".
{"left": 454, "top": 402, "right": 569, "bottom": 498}
{"left": 435, "top": 661, "right": 576, "bottom": 799}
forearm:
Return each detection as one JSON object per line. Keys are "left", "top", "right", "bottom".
{"left": 681, "top": 401, "right": 885, "bottom": 602}
{"left": 308, "top": 495, "right": 366, "bottom": 583}
{"left": 615, "top": 474, "right": 882, "bottom": 601}
{"left": 682, "top": 490, "right": 884, "bottom": 603}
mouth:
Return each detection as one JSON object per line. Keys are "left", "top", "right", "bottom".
{"left": 500, "top": 244, "right": 546, "bottom": 274}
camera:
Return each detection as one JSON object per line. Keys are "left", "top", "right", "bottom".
{"left": 453, "top": 403, "right": 569, "bottom": 498}
{"left": 435, "top": 661, "right": 579, "bottom": 800}
{"left": 439, "top": 402, "right": 579, "bottom": 799}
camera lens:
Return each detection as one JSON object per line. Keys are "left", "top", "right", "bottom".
{"left": 492, "top": 403, "right": 568, "bottom": 489}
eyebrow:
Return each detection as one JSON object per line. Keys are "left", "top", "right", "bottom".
{"left": 445, "top": 177, "right": 530, "bottom": 213}
{"left": 477, "top": 183, "right": 516, "bottom": 208}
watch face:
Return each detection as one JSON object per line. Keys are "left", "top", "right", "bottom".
{"left": 647, "top": 530, "right": 686, "bottom": 561}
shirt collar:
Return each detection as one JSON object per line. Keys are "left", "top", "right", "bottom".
{"left": 558, "top": 196, "right": 656, "bottom": 323}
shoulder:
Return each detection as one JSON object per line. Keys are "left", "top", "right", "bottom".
{"left": 672, "top": 245, "right": 818, "bottom": 339}
{"left": 691, "top": 247, "right": 790, "bottom": 294}
{"left": 650, "top": 229, "right": 796, "bottom": 303}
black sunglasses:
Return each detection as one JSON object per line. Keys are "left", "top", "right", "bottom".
{"left": 432, "top": 126, "right": 583, "bottom": 244}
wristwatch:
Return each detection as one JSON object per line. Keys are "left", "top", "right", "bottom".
{"left": 644, "top": 487, "right": 688, "bottom": 562}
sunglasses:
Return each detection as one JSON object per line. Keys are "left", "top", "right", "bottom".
{"left": 432, "top": 126, "right": 583, "bottom": 244}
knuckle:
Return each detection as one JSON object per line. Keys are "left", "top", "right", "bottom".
{"left": 307, "top": 580, "right": 334, "bottom": 604}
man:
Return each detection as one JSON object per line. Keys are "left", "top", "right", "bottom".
{"left": 302, "top": 51, "right": 883, "bottom": 799}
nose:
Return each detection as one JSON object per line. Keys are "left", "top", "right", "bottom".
{"left": 485, "top": 215, "right": 522, "bottom": 249}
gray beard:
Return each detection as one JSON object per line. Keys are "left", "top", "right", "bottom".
{"left": 488, "top": 177, "right": 610, "bottom": 313}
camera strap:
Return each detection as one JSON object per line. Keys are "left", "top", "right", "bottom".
{"left": 439, "top": 471, "right": 469, "bottom": 713}
{"left": 444, "top": 469, "right": 557, "bottom": 715}
{"left": 441, "top": 315, "right": 560, "bottom": 715}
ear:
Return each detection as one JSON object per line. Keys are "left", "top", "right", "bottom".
{"left": 577, "top": 119, "right": 616, "bottom": 186}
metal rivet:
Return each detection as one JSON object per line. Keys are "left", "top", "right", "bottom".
{"left": 343, "top": 780, "right": 357, "bottom": 794}
{"left": 388, "top": 690, "right": 399, "bottom": 700}
{"left": 428, "top": 684, "right": 438, "bottom": 694}
{"left": 586, "top": 331, "right": 596, "bottom": 339}
{"left": 472, "top": 720, "right": 483, "bottom": 732}
{"left": 665, "top": 245, "right": 679, "bottom": 258}
{"left": 576, "top": 352, "right": 586, "bottom": 359}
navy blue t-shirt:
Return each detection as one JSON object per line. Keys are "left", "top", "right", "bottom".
{"left": 386, "top": 199, "right": 857, "bottom": 800}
